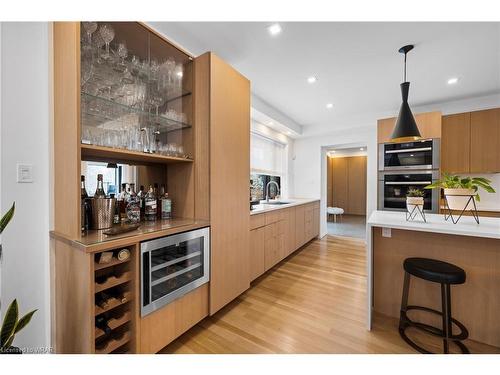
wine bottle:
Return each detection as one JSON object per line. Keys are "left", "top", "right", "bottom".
{"left": 94, "top": 174, "right": 106, "bottom": 198}
{"left": 96, "top": 292, "right": 111, "bottom": 309}
{"left": 95, "top": 315, "right": 112, "bottom": 336}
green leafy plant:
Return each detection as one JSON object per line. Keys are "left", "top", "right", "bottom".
{"left": 0, "top": 202, "right": 37, "bottom": 354}
{"left": 0, "top": 300, "right": 37, "bottom": 353}
{"left": 0, "top": 203, "right": 15, "bottom": 260}
{"left": 406, "top": 188, "right": 424, "bottom": 198}
{"left": 425, "top": 173, "right": 496, "bottom": 202}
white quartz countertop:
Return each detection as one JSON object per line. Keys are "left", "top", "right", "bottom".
{"left": 367, "top": 210, "right": 500, "bottom": 240}
{"left": 250, "top": 198, "right": 319, "bottom": 215}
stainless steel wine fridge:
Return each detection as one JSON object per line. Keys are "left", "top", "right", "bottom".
{"left": 140, "top": 227, "right": 210, "bottom": 316}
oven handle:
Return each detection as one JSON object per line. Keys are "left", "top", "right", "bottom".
{"left": 385, "top": 181, "right": 431, "bottom": 185}
{"left": 385, "top": 147, "right": 432, "bottom": 154}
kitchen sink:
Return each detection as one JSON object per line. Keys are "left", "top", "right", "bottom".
{"left": 263, "top": 201, "right": 291, "bottom": 205}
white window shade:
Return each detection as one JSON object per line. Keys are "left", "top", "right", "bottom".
{"left": 251, "top": 132, "right": 285, "bottom": 175}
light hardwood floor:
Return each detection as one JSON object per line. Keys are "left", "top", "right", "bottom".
{"left": 161, "top": 235, "right": 500, "bottom": 354}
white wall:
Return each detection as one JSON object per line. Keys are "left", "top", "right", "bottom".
{"left": 292, "top": 93, "right": 500, "bottom": 238}
{"left": 292, "top": 126, "right": 377, "bottom": 238}
{"left": 0, "top": 22, "right": 50, "bottom": 351}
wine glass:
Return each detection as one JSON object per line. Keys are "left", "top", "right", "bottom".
{"left": 114, "top": 43, "right": 128, "bottom": 73}
{"left": 82, "top": 22, "right": 98, "bottom": 46}
{"left": 99, "top": 24, "right": 115, "bottom": 60}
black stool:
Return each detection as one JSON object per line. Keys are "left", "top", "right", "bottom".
{"left": 399, "top": 257, "right": 469, "bottom": 354}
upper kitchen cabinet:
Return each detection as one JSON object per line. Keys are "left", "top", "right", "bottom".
{"left": 441, "top": 113, "right": 471, "bottom": 173}
{"left": 377, "top": 111, "right": 442, "bottom": 143}
{"left": 80, "top": 22, "right": 194, "bottom": 163}
{"left": 470, "top": 108, "right": 500, "bottom": 173}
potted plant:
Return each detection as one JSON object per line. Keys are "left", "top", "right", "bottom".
{"left": 425, "top": 173, "right": 496, "bottom": 210}
{"left": 406, "top": 188, "right": 425, "bottom": 212}
{"left": 0, "top": 203, "right": 37, "bottom": 354}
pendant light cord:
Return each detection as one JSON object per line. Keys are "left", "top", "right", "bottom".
{"left": 404, "top": 52, "right": 407, "bottom": 82}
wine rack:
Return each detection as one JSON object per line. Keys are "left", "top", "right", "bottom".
{"left": 93, "top": 246, "right": 137, "bottom": 354}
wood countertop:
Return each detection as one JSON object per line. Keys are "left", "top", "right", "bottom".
{"left": 50, "top": 218, "right": 210, "bottom": 253}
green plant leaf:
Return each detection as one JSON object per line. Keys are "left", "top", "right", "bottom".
{"left": 0, "top": 300, "right": 18, "bottom": 348}
{"left": 14, "top": 309, "right": 37, "bottom": 334}
{"left": 3, "top": 335, "right": 15, "bottom": 350}
{"left": 0, "top": 202, "right": 15, "bottom": 235}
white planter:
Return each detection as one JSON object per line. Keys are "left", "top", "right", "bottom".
{"left": 444, "top": 188, "right": 475, "bottom": 210}
{"left": 406, "top": 196, "right": 424, "bottom": 212}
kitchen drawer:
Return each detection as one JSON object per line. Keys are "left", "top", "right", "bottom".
{"left": 304, "top": 207, "right": 313, "bottom": 223}
{"left": 250, "top": 214, "right": 266, "bottom": 230}
{"left": 264, "top": 222, "right": 278, "bottom": 240}
{"left": 312, "top": 201, "right": 320, "bottom": 209}
{"left": 265, "top": 210, "right": 281, "bottom": 225}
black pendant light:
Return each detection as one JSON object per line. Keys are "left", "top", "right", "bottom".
{"left": 391, "top": 44, "right": 422, "bottom": 142}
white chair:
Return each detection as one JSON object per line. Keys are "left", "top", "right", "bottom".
{"left": 327, "top": 207, "right": 344, "bottom": 223}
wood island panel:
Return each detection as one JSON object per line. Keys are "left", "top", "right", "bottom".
{"left": 373, "top": 227, "right": 500, "bottom": 347}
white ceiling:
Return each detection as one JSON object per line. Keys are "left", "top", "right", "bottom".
{"left": 148, "top": 22, "right": 500, "bottom": 137}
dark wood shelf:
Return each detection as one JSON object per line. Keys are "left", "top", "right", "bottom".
{"left": 95, "top": 331, "right": 131, "bottom": 354}
{"left": 81, "top": 144, "right": 193, "bottom": 165}
{"left": 95, "top": 311, "right": 132, "bottom": 339}
{"left": 94, "top": 291, "right": 133, "bottom": 316}
{"left": 94, "top": 256, "right": 131, "bottom": 271}
{"left": 95, "top": 271, "right": 132, "bottom": 293}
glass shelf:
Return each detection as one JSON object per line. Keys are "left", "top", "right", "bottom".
{"left": 81, "top": 92, "right": 192, "bottom": 134}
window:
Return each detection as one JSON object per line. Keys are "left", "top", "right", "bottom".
{"left": 250, "top": 132, "right": 287, "bottom": 200}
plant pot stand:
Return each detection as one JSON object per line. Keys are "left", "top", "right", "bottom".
{"left": 406, "top": 203, "right": 426, "bottom": 222}
{"left": 443, "top": 195, "right": 479, "bottom": 224}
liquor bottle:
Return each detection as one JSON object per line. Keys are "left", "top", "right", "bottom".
{"left": 81, "top": 175, "right": 89, "bottom": 231}
{"left": 157, "top": 185, "right": 165, "bottom": 219}
{"left": 144, "top": 185, "right": 157, "bottom": 221}
{"left": 137, "top": 185, "right": 145, "bottom": 220}
{"left": 120, "top": 183, "right": 129, "bottom": 222}
{"left": 94, "top": 174, "right": 106, "bottom": 198}
{"left": 110, "top": 193, "right": 120, "bottom": 224}
{"left": 126, "top": 183, "right": 140, "bottom": 223}
{"left": 161, "top": 190, "right": 172, "bottom": 220}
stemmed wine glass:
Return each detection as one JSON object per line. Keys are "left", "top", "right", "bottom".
{"left": 99, "top": 24, "right": 115, "bottom": 60}
{"left": 82, "top": 22, "right": 98, "bottom": 46}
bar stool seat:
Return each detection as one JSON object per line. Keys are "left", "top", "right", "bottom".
{"left": 404, "top": 257, "right": 466, "bottom": 285}
{"left": 399, "top": 257, "right": 469, "bottom": 354}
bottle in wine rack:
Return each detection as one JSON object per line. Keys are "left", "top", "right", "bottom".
{"left": 96, "top": 292, "right": 112, "bottom": 309}
{"left": 95, "top": 315, "right": 112, "bottom": 337}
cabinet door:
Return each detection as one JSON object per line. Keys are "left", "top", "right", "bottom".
{"left": 264, "top": 223, "right": 280, "bottom": 270}
{"left": 304, "top": 204, "right": 314, "bottom": 241}
{"left": 441, "top": 113, "right": 471, "bottom": 173}
{"left": 249, "top": 227, "right": 265, "bottom": 281}
{"left": 313, "top": 207, "right": 320, "bottom": 238}
{"left": 332, "top": 158, "right": 348, "bottom": 210}
{"left": 470, "top": 109, "right": 500, "bottom": 173}
{"left": 346, "top": 156, "right": 367, "bottom": 215}
{"left": 208, "top": 53, "right": 251, "bottom": 314}
{"left": 295, "top": 205, "right": 306, "bottom": 248}
{"left": 377, "top": 112, "right": 441, "bottom": 143}
{"left": 286, "top": 207, "right": 296, "bottom": 255}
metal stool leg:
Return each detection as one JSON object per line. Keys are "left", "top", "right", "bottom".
{"left": 399, "top": 272, "right": 410, "bottom": 330}
{"left": 441, "top": 283, "right": 452, "bottom": 354}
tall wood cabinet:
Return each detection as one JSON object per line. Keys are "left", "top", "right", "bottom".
{"left": 441, "top": 108, "right": 500, "bottom": 174}
{"left": 198, "top": 53, "right": 251, "bottom": 315}
{"left": 328, "top": 156, "right": 367, "bottom": 215}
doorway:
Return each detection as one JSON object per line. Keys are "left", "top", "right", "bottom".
{"left": 326, "top": 147, "right": 367, "bottom": 240}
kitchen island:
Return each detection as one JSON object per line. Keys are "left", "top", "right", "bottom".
{"left": 367, "top": 210, "right": 500, "bottom": 348}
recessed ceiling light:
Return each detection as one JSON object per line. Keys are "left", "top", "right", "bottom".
{"left": 268, "top": 121, "right": 273, "bottom": 126}
{"left": 307, "top": 76, "right": 317, "bottom": 84}
{"left": 360, "top": 148, "right": 364, "bottom": 151}
{"left": 447, "top": 77, "right": 459, "bottom": 85}
{"left": 267, "top": 24, "right": 282, "bottom": 36}
{"left": 326, "top": 103, "right": 333, "bottom": 109}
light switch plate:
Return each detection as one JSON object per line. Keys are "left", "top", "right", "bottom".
{"left": 17, "top": 164, "right": 33, "bottom": 183}
{"left": 382, "top": 227, "right": 392, "bottom": 238}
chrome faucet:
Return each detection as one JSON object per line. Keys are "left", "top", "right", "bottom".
{"left": 265, "top": 181, "right": 280, "bottom": 203}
